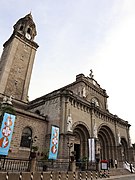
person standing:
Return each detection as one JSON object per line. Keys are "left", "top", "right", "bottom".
{"left": 111, "top": 159, "right": 114, "bottom": 168}
{"left": 114, "top": 159, "right": 117, "bottom": 168}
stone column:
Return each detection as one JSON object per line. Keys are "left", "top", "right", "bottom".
{"left": 29, "top": 157, "right": 37, "bottom": 172}
{"left": 70, "top": 160, "right": 76, "bottom": 172}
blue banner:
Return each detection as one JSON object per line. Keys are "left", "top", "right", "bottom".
{"left": 49, "top": 126, "right": 59, "bottom": 160}
{"left": 0, "top": 113, "right": 16, "bottom": 156}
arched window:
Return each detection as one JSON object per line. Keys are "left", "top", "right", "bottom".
{"left": 20, "top": 127, "right": 32, "bottom": 148}
{"left": 27, "top": 28, "right": 31, "bottom": 34}
{"left": 35, "top": 110, "right": 40, "bottom": 115}
{"left": 19, "top": 25, "right": 23, "bottom": 31}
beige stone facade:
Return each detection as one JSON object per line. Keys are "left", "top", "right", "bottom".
{"left": 29, "top": 73, "right": 133, "bottom": 165}
{"left": 0, "top": 14, "right": 134, "bottom": 168}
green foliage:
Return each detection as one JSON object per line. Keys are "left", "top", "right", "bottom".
{"left": 1, "top": 105, "right": 16, "bottom": 115}
{"left": 40, "top": 148, "right": 49, "bottom": 160}
{"left": 82, "top": 156, "right": 88, "bottom": 162}
{"left": 31, "top": 146, "right": 39, "bottom": 152}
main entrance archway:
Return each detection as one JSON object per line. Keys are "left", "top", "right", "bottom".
{"left": 121, "top": 138, "right": 128, "bottom": 161}
{"left": 73, "top": 124, "right": 90, "bottom": 162}
{"left": 98, "top": 125, "right": 116, "bottom": 161}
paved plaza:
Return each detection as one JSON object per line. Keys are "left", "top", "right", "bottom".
{"left": 105, "top": 174, "right": 135, "bottom": 180}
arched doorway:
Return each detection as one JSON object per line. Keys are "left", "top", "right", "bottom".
{"left": 121, "top": 138, "right": 128, "bottom": 161}
{"left": 98, "top": 125, "right": 116, "bottom": 162}
{"left": 73, "top": 124, "right": 90, "bottom": 162}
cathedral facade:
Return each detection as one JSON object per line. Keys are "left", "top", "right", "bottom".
{"left": 0, "top": 14, "right": 134, "bottom": 167}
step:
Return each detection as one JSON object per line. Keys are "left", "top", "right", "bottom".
{"left": 109, "top": 168, "right": 131, "bottom": 176}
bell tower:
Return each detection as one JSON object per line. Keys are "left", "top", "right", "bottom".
{"left": 0, "top": 13, "right": 39, "bottom": 103}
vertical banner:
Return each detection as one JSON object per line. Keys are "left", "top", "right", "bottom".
{"left": 88, "top": 138, "right": 95, "bottom": 162}
{"left": 0, "top": 113, "right": 16, "bottom": 156}
{"left": 49, "top": 126, "right": 59, "bottom": 160}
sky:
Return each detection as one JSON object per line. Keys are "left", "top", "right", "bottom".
{"left": 0, "top": 0, "right": 135, "bottom": 143}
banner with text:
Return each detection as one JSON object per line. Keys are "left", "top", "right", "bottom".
{"left": 88, "top": 138, "right": 95, "bottom": 162}
{"left": 49, "top": 126, "right": 59, "bottom": 160}
{"left": 0, "top": 113, "right": 16, "bottom": 156}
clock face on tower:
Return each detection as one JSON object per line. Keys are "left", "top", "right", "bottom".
{"left": 91, "top": 97, "right": 99, "bottom": 107}
{"left": 25, "top": 33, "right": 31, "bottom": 40}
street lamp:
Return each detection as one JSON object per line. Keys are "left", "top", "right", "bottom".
{"left": 28, "top": 136, "right": 37, "bottom": 171}
{"left": 67, "top": 139, "right": 73, "bottom": 171}
{"left": 28, "top": 136, "right": 37, "bottom": 159}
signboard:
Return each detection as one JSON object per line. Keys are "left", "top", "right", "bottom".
{"left": 101, "top": 160, "right": 108, "bottom": 170}
{"left": 49, "top": 126, "right": 59, "bottom": 160}
{"left": 0, "top": 113, "right": 16, "bottom": 156}
{"left": 88, "top": 138, "right": 95, "bottom": 162}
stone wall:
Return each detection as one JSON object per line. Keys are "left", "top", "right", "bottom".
{"left": 9, "top": 108, "right": 47, "bottom": 159}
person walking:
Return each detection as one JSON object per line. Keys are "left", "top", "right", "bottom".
{"left": 130, "top": 163, "right": 133, "bottom": 173}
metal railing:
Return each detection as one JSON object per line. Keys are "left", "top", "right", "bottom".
{"left": 0, "top": 157, "right": 126, "bottom": 173}
{"left": 36, "top": 160, "right": 96, "bottom": 172}
{"left": 0, "top": 157, "right": 29, "bottom": 172}
{"left": 36, "top": 160, "right": 69, "bottom": 171}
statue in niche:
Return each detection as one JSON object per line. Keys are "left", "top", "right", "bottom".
{"left": 82, "top": 87, "right": 86, "bottom": 97}
{"left": 67, "top": 114, "right": 73, "bottom": 132}
{"left": 129, "top": 136, "right": 132, "bottom": 147}
{"left": 118, "top": 132, "right": 121, "bottom": 145}
{"left": 93, "top": 123, "right": 98, "bottom": 138}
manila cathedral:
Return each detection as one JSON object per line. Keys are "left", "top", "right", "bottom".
{"left": 0, "top": 13, "right": 135, "bottom": 171}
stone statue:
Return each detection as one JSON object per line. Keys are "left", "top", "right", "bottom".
{"left": 67, "top": 114, "right": 73, "bottom": 132}
{"left": 7, "top": 95, "right": 13, "bottom": 105}
{"left": 2, "top": 96, "right": 7, "bottom": 104}
{"left": 118, "top": 132, "right": 121, "bottom": 145}
{"left": 89, "top": 69, "right": 94, "bottom": 78}
{"left": 93, "top": 123, "right": 97, "bottom": 138}
{"left": 129, "top": 136, "right": 132, "bottom": 147}
{"left": 82, "top": 87, "right": 86, "bottom": 97}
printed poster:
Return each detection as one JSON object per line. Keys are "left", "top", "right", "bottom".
{"left": 49, "top": 126, "right": 59, "bottom": 160}
{"left": 0, "top": 113, "right": 16, "bottom": 156}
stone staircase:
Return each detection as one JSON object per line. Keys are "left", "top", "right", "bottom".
{"left": 109, "top": 168, "right": 132, "bottom": 176}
